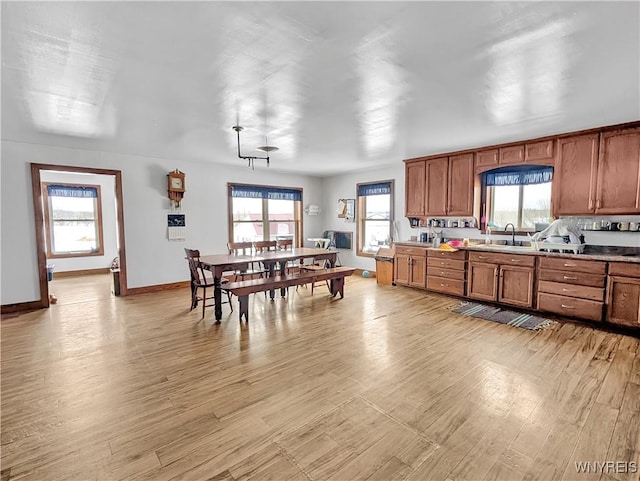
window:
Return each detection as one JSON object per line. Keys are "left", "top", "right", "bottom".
{"left": 228, "top": 184, "right": 303, "bottom": 245}
{"left": 357, "top": 180, "right": 394, "bottom": 256}
{"left": 44, "top": 183, "right": 104, "bottom": 257}
{"left": 484, "top": 166, "right": 553, "bottom": 231}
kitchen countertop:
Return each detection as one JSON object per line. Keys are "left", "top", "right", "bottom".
{"left": 394, "top": 240, "right": 640, "bottom": 263}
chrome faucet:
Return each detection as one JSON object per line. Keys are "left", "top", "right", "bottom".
{"left": 504, "top": 223, "right": 516, "bottom": 246}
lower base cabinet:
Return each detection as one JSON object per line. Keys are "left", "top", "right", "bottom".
{"left": 467, "top": 262, "right": 498, "bottom": 301}
{"left": 607, "top": 263, "right": 640, "bottom": 328}
{"left": 466, "top": 253, "right": 534, "bottom": 308}
{"left": 498, "top": 265, "right": 534, "bottom": 308}
{"left": 537, "top": 292, "right": 604, "bottom": 322}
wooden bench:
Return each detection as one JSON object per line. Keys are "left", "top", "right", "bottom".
{"left": 222, "top": 266, "right": 356, "bottom": 322}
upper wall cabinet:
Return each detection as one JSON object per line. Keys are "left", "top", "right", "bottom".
{"left": 525, "top": 140, "right": 555, "bottom": 164}
{"left": 404, "top": 154, "right": 474, "bottom": 218}
{"left": 425, "top": 154, "right": 474, "bottom": 217}
{"left": 595, "top": 127, "right": 640, "bottom": 214}
{"left": 553, "top": 134, "right": 599, "bottom": 215}
{"left": 476, "top": 140, "right": 555, "bottom": 173}
{"left": 553, "top": 128, "right": 640, "bottom": 215}
{"left": 405, "top": 161, "right": 426, "bottom": 216}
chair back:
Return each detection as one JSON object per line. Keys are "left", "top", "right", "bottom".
{"left": 253, "top": 240, "right": 277, "bottom": 253}
{"left": 228, "top": 241, "right": 253, "bottom": 255}
{"left": 184, "top": 248, "right": 205, "bottom": 284}
{"left": 277, "top": 239, "right": 293, "bottom": 250}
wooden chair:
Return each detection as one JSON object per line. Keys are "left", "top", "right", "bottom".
{"left": 227, "top": 241, "right": 267, "bottom": 281}
{"left": 184, "top": 248, "right": 232, "bottom": 318}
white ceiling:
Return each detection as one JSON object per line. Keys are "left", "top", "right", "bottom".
{"left": 2, "top": 2, "right": 639, "bottom": 176}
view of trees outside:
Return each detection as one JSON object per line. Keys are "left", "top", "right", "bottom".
{"left": 490, "top": 182, "right": 552, "bottom": 229}
{"left": 50, "top": 197, "right": 99, "bottom": 253}
{"left": 362, "top": 194, "right": 391, "bottom": 253}
{"left": 232, "top": 197, "right": 297, "bottom": 242}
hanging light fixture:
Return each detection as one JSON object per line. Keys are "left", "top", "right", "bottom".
{"left": 232, "top": 125, "right": 279, "bottom": 170}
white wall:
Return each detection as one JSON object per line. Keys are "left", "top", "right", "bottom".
{"left": 320, "top": 163, "right": 407, "bottom": 271}
{"left": 40, "top": 171, "right": 119, "bottom": 272}
{"left": 1, "top": 140, "right": 323, "bottom": 304}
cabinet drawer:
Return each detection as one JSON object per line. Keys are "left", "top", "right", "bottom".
{"left": 538, "top": 280, "right": 605, "bottom": 302}
{"left": 468, "top": 251, "right": 535, "bottom": 267}
{"left": 538, "top": 269, "right": 606, "bottom": 288}
{"left": 538, "top": 256, "right": 606, "bottom": 274}
{"left": 427, "top": 249, "right": 466, "bottom": 260}
{"left": 537, "top": 292, "right": 603, "bottom": 322}
{"left": 609, "top": 262, "right": 640, "bottom": 278}
{"left": 427, "top": 266, "right": 466, "bottom": 281}
{"left": 427, "top": 276, "right": 465, "bottom": 296}
{"left": 395, "top": 246, "right": 428, "bottom": 257}
{"left": 426, "top": 258, "right": 466, "bottom": 270}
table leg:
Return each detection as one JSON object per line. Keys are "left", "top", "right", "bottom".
{"left": 268, "top": 262, "right": 276, "bottom": 300}
{"left": 279, "top": 261, "right": 287, "bottom": 297}
{"left": 214, "top": 275, "right": 222, "bottom": 322}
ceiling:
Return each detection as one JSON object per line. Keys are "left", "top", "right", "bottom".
{"left": 2, "top": 2, "right": 639, "bottom": 176}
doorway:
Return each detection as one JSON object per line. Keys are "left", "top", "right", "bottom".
{"left": 30, "top": 163, "right": 128, "bottom": 307}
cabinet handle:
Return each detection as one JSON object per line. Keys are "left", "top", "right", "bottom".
{"left": 563, "top": 275, "right": 578, "bottom": 280}
{"left": 441, "top": 271, "right": 446, "bottom": 275}
{"left": 440, "top": 283, "right": 448, "bottom": 287}
{"left": 478, "top": 256, "right": 488, "bottom": 260}
{"left": 561, "top": 304, "right": 575, "bottom": 309}
{"left": 562, "top": 288, "right": 573, "bottom": 293}
{"left": 596, "top": 199, "right": 601, "bottom": 209}
{"left": 563, "top": 263, "right": 577, "bottom": 267}
{"left": 588, "top": 198, "right": 593, "bottom": 210}
{"left": 510, "top": 259, "right": 521, "bottom": 263}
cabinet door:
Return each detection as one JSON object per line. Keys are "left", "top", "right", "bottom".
{"left": 425, "top": 158, "right": 448, "bottom": 216}
{"left": 405, "top": 161, "right": 426, "bottom": 216}
{"left": 525, "top": 140, "right": 554, "bottom": 164}
{"left": 595, "top": 128, "right": 640, "bottom": 214}
{"left": 606, "top": 276, "right": 640, "bottom": 328}
{"left": 475, "top": 149, "right": 499, "bottom": 170}
{"left": 467, "top": 262, "right": 498, "bottom": 301}
{"left": 395, "top": 254, "right": 411, "bottom": 286}
{"left": 447, "top": 153, "right": 474, "bottom": 216}
{"left": 499, "top": 145, "right": 525, "bottom": 165}
{"left": 409, "top": 256, "right": 426, "bottom": 288}
{"left": 553, "top": 134, "right": 599, "bottom": 216}
{"left": 498, "top": 265, "right": 534, "bottom": 308}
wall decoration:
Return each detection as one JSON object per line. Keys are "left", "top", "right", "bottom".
{"left": 337, "top": 198, "right": 355, "bottom": 221}
{"left": 168, "top": 214, "right": 186, "bottom": 240}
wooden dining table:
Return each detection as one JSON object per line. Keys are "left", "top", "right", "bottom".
{"left": 199, "top": 247, "right": 338, "bottom": 321}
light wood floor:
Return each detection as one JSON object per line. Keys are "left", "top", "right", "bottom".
{"left": 49, "top": 273, "right": 114, "bottom": 306}
{"left": 1, "top": 276, "right": 639, "bottom": 481}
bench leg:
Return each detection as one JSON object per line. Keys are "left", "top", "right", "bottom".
{"left": 238, "top": 295, "right": 249, "bottom": 322}
{"left": 332, "top": 276, "right": 345, "bottom": 298}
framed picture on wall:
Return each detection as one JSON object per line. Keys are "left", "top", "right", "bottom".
{"left": 337, "top": 199, "right": 355, "bottom": 221}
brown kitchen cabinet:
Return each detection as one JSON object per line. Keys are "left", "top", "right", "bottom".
{"left": 475, "top": 149, "right": 499, "bottom": 170}
{"left": 594, "top": 127, "right": 640, "bottom": 214}
{"left": 537, "top": 256, "right": 606, "bottom": 322}
{"left": 499, "top": 145, "right": 525, "bottom": 165}
{"left": 394, "top": 246, "right": 426, "bottom": 288}
{"left": 525, "top": 140, "right": 554, "bottom": 164}
{"left": 405, "top": 160, "right": 426, "bottom": 216}
{"left": 553, "top": 128, "right": 640, "bottom": 216}
{"left": 425, "top": 154, "right": 474, "bottom": 217}
{"left": 606, "top": 263, "right": 640, "bottom": 328}
{"left": 553, "top": 133, "right": 599, "bottom": 216}
{"left": 466, "top": 252, "right": 534, "bottom": 308}
{"left": 425, "top": 158, "right": 448, "bottom": 216}
{"left": 426, "top": 249, "right": 466, "bottom": 296}
{"left": 498, "top": 265, "right": 534, "bottom": 308}
{"left": 467, "top": 262, "right": 499, "bottom": 301}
